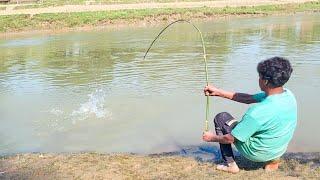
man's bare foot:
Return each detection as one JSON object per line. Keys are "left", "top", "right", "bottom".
{"left": 264, "top": 160, "right": 280, "bottom": 171}
{"left": 216, "top": 162, "right": 240, "bottom": 173}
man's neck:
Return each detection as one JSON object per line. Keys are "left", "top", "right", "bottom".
{"left": 265, "top": 87, "right": 284, "bottom": 96}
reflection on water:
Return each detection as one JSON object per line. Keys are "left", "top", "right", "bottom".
{"left": 0, "top": 13, "right": 320, "bottom": 154}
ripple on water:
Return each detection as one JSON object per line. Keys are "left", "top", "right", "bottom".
{"left": 0, "top": 37, "right": 52, "bottom": 47}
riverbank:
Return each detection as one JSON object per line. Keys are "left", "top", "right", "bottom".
{"left": 1, "top": 150, "right": 319, "bottom": 179}
{"left": 0, "top": 1, "right": 320, "bottom": 34}
{"left": 0, "top": 0, "right": 317, "bottom": 15}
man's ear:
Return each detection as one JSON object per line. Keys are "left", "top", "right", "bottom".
{"left": 264, "top": 80, "right": 269, "bottom": 86}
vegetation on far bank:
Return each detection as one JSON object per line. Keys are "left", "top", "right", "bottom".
{"left": 0, "top": 1, "right": 320, "bottom": 33}
{"left": 0, "top": 153, "right": 320, "bottom": 179}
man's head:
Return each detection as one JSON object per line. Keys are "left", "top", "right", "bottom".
{"left": 257, "top": 57, "right": 293, "bottom": 91}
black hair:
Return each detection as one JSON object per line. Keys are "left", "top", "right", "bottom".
{"left": 257, "top": 57, "right": 293, "bottom": 88}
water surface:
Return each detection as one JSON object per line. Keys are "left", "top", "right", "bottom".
{"left": 1, "top": 13, "right": 320, "bottom": 154}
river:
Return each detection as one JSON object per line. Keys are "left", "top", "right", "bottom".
{"left": 0, "top": 13, "right": 319, "bottom": 155}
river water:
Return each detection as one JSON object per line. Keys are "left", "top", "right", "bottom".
{"left": 0, "top": 13, "right": 320, "bottom": 155}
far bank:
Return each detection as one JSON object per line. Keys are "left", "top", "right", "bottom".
{"left": 0, "top": 1, "right": 320, "bottom": 34}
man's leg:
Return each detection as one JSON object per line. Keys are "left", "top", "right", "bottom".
{"left": 214, "top": 112, "right": 237, "bottom": 163}
{"left": 214, "top": 112, "right": 239, "bottom": 173}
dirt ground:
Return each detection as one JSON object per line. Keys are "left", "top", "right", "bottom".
{"left": 0, "top": 0, "right": 317, "bottom": 15}
{"left": 0, "top": 152, "right": 319, "bottom": 180}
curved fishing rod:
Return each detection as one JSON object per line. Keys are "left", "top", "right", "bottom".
{"left": 143, "top": 19, "right": 210, "bottom": 132}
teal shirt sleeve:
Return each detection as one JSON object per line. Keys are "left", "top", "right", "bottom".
{"left": 253, "top": 92, "right": 267, "bottom": 102}
{"left": 231, "top": 113, "right": 262, "bottom": 142}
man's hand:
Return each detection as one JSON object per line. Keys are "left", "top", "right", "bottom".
{"left": 202, "top": 131, "right": 216, "bottom": 142}
{"left": 204, "top": 85, "right": 236, "bottom": 100}
{"left": 204, "top": 85, "right": 222, "bottom": 96}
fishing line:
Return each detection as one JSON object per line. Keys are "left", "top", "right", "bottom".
{"left": 143, "top": 19, "right": 210, "bottom": 132}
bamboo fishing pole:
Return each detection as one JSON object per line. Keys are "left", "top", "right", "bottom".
{"left": 143, "top": 19, "right": 210, "bottom": 132}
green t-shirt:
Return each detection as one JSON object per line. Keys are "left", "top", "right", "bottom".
{"left": 231, "top": 89, "right": 297, "bottom": 162}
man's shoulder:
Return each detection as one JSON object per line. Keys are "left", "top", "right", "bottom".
{"left": 244, "top": 99, "right": 276, "bottom": 123}
{"left": 284, "top": 89, "right": 297, "bottom": 102}
{"left": 246, "top": 101, "right": 270, "bottom": 115}
{"left": 246, "top": 88, "right": 296, "bottom": 120}
{"left": 276, "top": 88, "right": 297, "bottom": 109}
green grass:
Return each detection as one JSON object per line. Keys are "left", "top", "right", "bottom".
{"left": 0, "top": 1, "right": 320, "bottom": 32}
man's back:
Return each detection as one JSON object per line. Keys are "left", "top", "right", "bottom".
{"left": 231, "top": 89, "right": 297, "bottom": 162}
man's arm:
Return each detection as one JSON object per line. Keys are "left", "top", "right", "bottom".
{"left": 232, "top": 93, "right": 257, "bottom": 104}
{"left": 202, "top": 132, "right": 235, "bottom": 144}
{"left": 204, "top": 85, "right": 257, "bottom": 104}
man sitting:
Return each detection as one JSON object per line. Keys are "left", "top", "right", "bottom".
{"left": 202, "top": 57, "right": 297, "bottom": 173}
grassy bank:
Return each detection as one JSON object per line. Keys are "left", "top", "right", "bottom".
{"left": 0, "top": 153, "right": 319, "bottom": 179}
{"left": 0, "top": 1, "right": 320, "bottom": 33}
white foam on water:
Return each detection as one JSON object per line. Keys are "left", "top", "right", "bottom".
{"left": 42, "top": 88, "right": 112, "bottom": 131}
{"left": 49, "top": 108, "right": 64, "bottom": 116}
{"left": 71, "top": 89, "right": 112, "bottom": 124}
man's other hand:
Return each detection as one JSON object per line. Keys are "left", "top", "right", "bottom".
{"left": 204, "top": 85, "right": 221, "bottom": 96}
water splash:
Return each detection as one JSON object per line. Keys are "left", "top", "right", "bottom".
{"left": 49, "top": 108, "right": 64, "bottom": 116}
{"left": 44, "top": 88, "right": 112, "bottom": 128}
{"left": 71, "top": 89, "right": 111, "bottom": 124}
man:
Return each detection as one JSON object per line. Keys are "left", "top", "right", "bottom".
{"left": 202, "top": 57, "right": 297, "bottom": 173}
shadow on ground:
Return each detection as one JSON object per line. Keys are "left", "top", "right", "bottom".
{"left": 154, "top": 144, "right": 320, "bottom": 170}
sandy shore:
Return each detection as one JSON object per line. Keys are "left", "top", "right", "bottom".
{"left": 0, "top": 0, "right": 317, "bottom": 15}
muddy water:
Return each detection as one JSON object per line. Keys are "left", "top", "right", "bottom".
{"left": 0, "top": 13, "right": 320, "bottom": 155}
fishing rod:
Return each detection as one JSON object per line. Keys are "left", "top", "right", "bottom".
{"left": 143, "top": 19, "right": 210, "bottom": 132}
